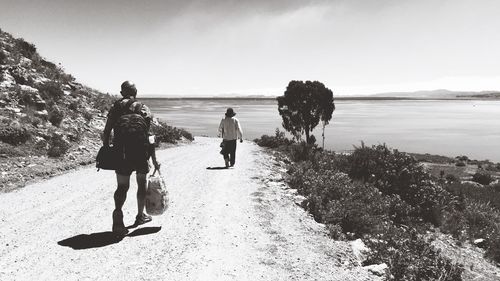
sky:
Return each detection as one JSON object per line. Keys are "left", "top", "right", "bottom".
{"left": 1, "top": 0, "right": 499, "bottom": 96}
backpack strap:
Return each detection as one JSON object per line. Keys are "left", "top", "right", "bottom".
{"left": 122, "top": 98, "right": 137, "bottom": 114}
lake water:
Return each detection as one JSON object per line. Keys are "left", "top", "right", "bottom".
{"left": 142, "top": 98, "right": 500, "bottom": 162}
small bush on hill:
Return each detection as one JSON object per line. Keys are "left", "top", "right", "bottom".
{"left": 20, "top": 108, "right": 44, "bottom": 127}
{"left": 48, "top": 106, "right": 64, "bottom": 127}
{"left": 0, "top": 123, "right": 31, "bottom": 145}
{"left": 38, "top": 81, "right": 64, "bottom": 102}
{"left": 445, "top": 174, "right": 459, "bottom": 183}
{"left": 471, "top": 172, "right": 493, "bottom": 185}
{"left": 82, "top": 110, "right": 93, "bottom": 122}
{"left": 365, "top": 226, "right": 464, "bottom": 281}
{"left": 445, "top": 182, "right": 500, "bottom": 211}
{"left": 92, "top": 93, "right": 116, "bottom": 113}
{"left": 0, "top": 50, "right": 6, "bottom": 65}
{"left": 151, "top": 120, "right": 193, "bottom": 144}
{"left": 15, "top": 38, "right": 37, "bottom": 60}
{"left": 0, "top": 142, "right": 30, "bottom": 157}
{"left": 40, "top": 59, "right": 57, "bottom": 70}
{"left": 47, "top": 133, "right": 70, "bottom": 157}
{"left": 487, "top": 234, "right": 500, "bottom": 263}
{"left": 68, "top": 101, "right": 79, "bottom": 111}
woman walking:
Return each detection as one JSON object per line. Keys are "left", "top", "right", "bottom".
{"left": 218, "top": 108, "right": 243, "bottom": 168}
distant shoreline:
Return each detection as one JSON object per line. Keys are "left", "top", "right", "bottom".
{"left": 142, "top": 96, "right": 500, "bottom": 101}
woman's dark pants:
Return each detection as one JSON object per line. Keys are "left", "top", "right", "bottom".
{"left": 223, "top": 140, "right": 237, "bottom": 166}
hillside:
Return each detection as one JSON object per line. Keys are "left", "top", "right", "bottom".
{"left": 0, "top": 28, "right": 191, "bottom": 192}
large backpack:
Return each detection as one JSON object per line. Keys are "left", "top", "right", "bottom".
{"left": 113, "top": 99, "right": 149, "bottom": 151}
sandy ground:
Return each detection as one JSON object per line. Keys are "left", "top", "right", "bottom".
{"left": 0, "top": 137, "right": 380, "bottom": 281}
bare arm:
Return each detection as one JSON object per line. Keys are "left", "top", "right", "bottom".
{"left": 236, "top": 119, "right": 243, "bottom": 141}
{"left": 149, "top": 144, "right": 160, "bottom": 170}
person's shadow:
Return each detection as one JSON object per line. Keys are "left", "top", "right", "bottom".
{"left": 206, "top": 166, "right": 228, "bottom": 170}
{"left": 57, "top": 226, "right": 162, "bottom": 250}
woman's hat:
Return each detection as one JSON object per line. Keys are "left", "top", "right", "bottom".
{"left": 225, "top": 108, "right": 236, "bottom": 117}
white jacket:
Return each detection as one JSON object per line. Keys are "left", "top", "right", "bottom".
{"left": 218, "top": 117, "right": 243, "bottom": 140}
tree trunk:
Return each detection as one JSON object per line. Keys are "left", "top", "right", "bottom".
{"left": 305, "top": 127, "right": 310, "bottom": 144}
{"left": 322, "top": 122, "right": 325, "bottom": 149}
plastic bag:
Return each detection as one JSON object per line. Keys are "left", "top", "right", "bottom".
{"left": 145, "top": 169, "right": 169, "bottom": 215}
{"left": 220, "top": 140, "right": 226, "bottom": 155}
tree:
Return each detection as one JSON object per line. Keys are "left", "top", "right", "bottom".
{"left": 277, "top": 80, "right": 335, "bottom": 145}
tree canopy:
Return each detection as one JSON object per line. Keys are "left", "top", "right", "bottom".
{"left": 277, "top": 80, "right": 335, "bottom": 144}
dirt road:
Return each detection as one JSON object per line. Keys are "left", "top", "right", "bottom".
{"left": 0, "top": 137, "right": 380, "bottom": 281}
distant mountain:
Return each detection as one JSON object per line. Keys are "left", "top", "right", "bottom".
{"left": 369, "top": 89, "right": 500, "bottom": 99}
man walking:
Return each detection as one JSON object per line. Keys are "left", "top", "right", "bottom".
{"left": 218, "top": 108, "right": 243, "bottom": 168}
{"left": 102, "top": 81, "right": 159, "bottom": 236}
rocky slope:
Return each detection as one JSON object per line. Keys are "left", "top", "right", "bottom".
{"left": 0, "top": 28, "right": 182, "bottom": 191}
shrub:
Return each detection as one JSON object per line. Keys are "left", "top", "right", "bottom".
{"left": 47, "top": 133, "right": 70, "bottom": 157}
{"left": 48, "top": 106, "right": 64, "bottom": 127}
{"left": 38, "top": 82, "right": 64, "bottom": 102}
{"left": 445, "top": 174, "right": 459, "bottom": 183}
{"left": 254, "top": 128, "right": 294, "bottom": 148}
{"left": 20, "top": 110, "right": 43, "bottom": 127}
{"left": 68, "top": 101, "right": 79, "bottom": 111}
{"left": 486, "top": 232, "right": 500, "bottom": 263}
{"left": 0, "top": 142, "right": 30, "bottom": 157}
{"left": 0, "top": 50, "right": 6, "bottom": 65}
{"left": 0, "top": 123, "right": 31, "bottom": 145}
{"left": 445, "top": 182, "right": 500, "bottom": 211}
{"left": 40, "top": 59, "right": 57, "bottom": 70}
{"left": 10, "top": 68, "right": 28, "bottom": 85}
{"left": 92, "top": 93, "right": 116, "bottom": 113}
{"left": 455, "top": 161, "right": 466, "bottom": 167}
{"left": 287, "top": 164, "right": 414, "bottom": 237}
{"left": 471, "top": 172, "right": 493, "bottom": 185}
{"left": 281, "top": 141, "right": 465, "bottom": 278}
{"left": 492, "top": 183, "right": 500, "bottom": 193}
{"left": 82, "top": 110, "right": 93, "bottom": 122}
{"left": 440, "top": 210, "right": 469, "bottom": 242}
{"left": 151, "top": 120, "right": 193, "bottom": 144}
{"left": 15, "top": 38, "right": 37, "bottom": 59}
{"left": 462, "top": 200, "right": 500, "bottom": 243}
{"left": 347, "top": 144, "right": 455, "bottom": 226}
{"left": 287, "top": 141, "right": 318, "bottom": 162}
{"left": 365, "top": 226, "right": 464, "bottom": 281}
{"left": 307, "top": 149, "right": 350, "bottom": 174}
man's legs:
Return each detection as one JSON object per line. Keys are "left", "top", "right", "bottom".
{"left": 136, "top": 172, "right": 151, "bottom": 224}
{"left": 113, "top": 174, "right": 130, "bottom": 235}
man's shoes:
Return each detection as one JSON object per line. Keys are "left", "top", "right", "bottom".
{"left": 112, "top": 224, "right": 129, "bottom": 237}
{"left": 112, "top": 209, "right": 129, "bottom": 237}
{"left": 135, "top": 213, "right": 152, "bottom": 226}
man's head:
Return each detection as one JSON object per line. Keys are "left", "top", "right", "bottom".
{"left": 120, "top": 81, "right": 137, "bottom": 97}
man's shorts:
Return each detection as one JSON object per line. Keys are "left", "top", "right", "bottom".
{"left": 115, "top": 144, "right": 150, "bottom": 176}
